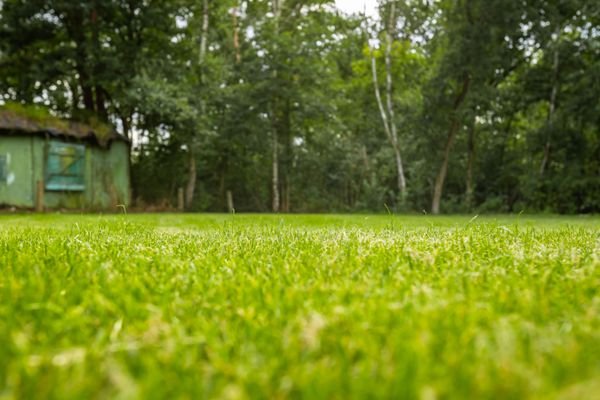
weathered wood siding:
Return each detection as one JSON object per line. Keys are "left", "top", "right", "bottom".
{"left": 0, "top": 135, "right": 130, "bottom": 210}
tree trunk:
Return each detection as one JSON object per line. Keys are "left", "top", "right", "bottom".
{"left": 283, "top": 183, "right": 290, "bottom": 212}
{"left": 199, "top": 0, "right": 209, "bottom": 65}
{"left": 431, "top": 73, "right": 471, "bottom": 214}
{"left": 120, "top": 112, "right": 133, "bottom": 160}
{"left": 226, "top": 190, "right": 234, "bottom": 213}
{"left": 366, "top": 4, "right": 406, "bottom": 198}
{"left": 280, "top": 99, "right": 292, "bottom": 212}
{"left": 77, "top": 67, "right": 95, "bottom": 112}
{"left": 120, "top": 113, "right": 131, "bottom": 140}
{"left": 185, "top": 0, "right": 209, "bottom": 210}
{"left": 270, "top": 0, "right": 283, "bottom": 212}
{"left": 540, "top": 45, "right": 559, "bottom": 176}
{"left": 432, "top": 119, "right": 459, "bottom": 214}
{"left": 95, "top": 85, "right": 107, "bottom": 120}
{"left": 218, "top": 164, "right": 226, "bottom": 210}
{"left": 185, "top": 148, "right": 196, "bottom": 209}
{"left": 392, "top": 145, "right": 405, "bottom": 196}
{"left": 90, "top": 6, "right": 107, "bottom": 120}
{"left": 62, "top": 7, "right": 94, "bottom": 113}
{"left": 232, "top": 2, "right": 241, "bottom": 64}
{"left": 271, "top": 128, "right": 280, "bottom": 212}
{"left": 384, "top": 2, "right": 406, "bottom": 196}
{"left": 465, "top": 116, "right": 475, "bottom": 210}
{"left": 68, "top": 79, "right": 80, "bottom": 115}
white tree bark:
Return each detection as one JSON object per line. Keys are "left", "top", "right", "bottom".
{"left": 540, "top": 45, "right": 559, "bottom": 176}
{"left": 366, "top": 2, "right": 407, "bottom": 197}
{"left": 270, "top": 0, "right": 284, "bottom": 212}
{"left": 232, "top": 1, "right": 241, "bottom": 63}
{"left": 199, "top": 0, "right": 209, "bottom": 65}
{"left": 384, "top": 2, "right": 406, "bottom": 195}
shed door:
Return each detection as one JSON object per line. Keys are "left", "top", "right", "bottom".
{"left": 45, "top": 141, "right": 85, "bottom": 191}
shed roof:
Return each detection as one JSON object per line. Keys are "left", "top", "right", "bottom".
{"left": 0, "top": 108, "right": 128, "bottom": 148}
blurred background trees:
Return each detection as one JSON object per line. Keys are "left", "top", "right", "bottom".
{"left": 1, "top": 0, "right": 598, "bottom": 213}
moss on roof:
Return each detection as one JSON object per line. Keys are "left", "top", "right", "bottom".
{"left": 0, "top": 103, "right": 127, "bottom": 147}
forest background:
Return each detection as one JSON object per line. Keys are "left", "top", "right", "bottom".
{"left": 1, "top": 0, "right": 598, "bottom": 214}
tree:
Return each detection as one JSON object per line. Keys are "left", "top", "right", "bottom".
{"left": 1, "top": 0, "right": 597, "bottom": 214}
{"left": 425, "top": 0, "right": 526, "bottom": 214}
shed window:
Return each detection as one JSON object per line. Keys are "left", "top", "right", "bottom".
{"left": 0, "top": 155, "right": 6, "bottom": 182}
{"left": 45, "top": 142, "right": 85, "bottom": 191}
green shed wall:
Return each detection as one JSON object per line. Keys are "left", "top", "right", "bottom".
{"left": 0, "top": 135, "right": 130, "bottom": 210}
{"left": 0, "top": 136, "right": 36, "bottom": 207}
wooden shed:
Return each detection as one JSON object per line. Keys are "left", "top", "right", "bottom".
{"left": 0, "top": 107, "right": 130, "bottom": 210}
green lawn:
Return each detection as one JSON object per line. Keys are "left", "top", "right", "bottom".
{"left": 0, "top": 214, "right": 598, "bottom": 399}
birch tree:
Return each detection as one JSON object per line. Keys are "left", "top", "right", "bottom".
{"left": 270, "top": 0, "right": 283, "bottom": 212}
{"left": 366, "top": 1, "right": 407, "bottom": 198}
{"left": 539, "top": 33, "right": 560, "bottom": 177}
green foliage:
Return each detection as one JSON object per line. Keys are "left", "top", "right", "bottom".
{"left": 0, "top": 214, "right": 599, "bottom": 398}
{"left": 0, "top": 0, "right": 598, "bottom": 213}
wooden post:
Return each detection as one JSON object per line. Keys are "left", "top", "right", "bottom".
{"left": 226, "top": 190, "right": 234, "bottom": 213}
{"left": 35, "top": 180, "right": 44, "bottom": 212}
{"left": 177, "top": 187, "right": 184, "bottom": 211}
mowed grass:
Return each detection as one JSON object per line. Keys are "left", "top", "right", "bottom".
{"left": 0, "top": 214, "right": 598, "bottom": 399}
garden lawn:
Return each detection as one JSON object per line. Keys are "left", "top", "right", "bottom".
{"left": 0, "top": 214, "right": 598, "bottom": 399}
